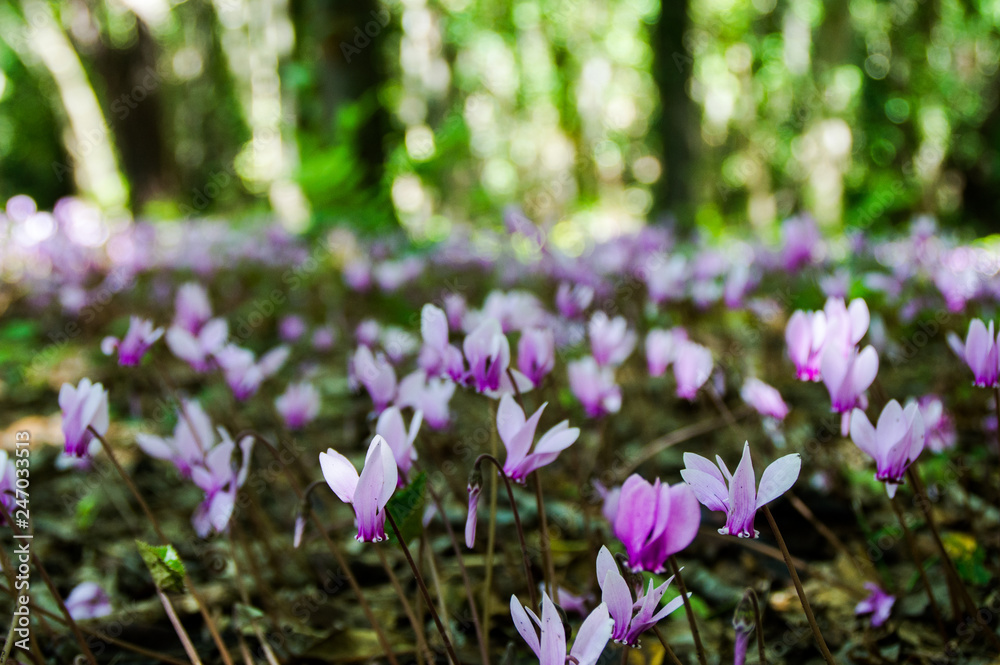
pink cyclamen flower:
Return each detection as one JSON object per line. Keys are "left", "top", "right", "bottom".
{"left": 465, "top": 468, "right": 483, "bottom": 548}
{"left": 681, "top": 442, "right": 801, "bottom": 538}
{"left": 568, "top": 356, "right": 622, "bottom": 418}
{"left": 463, "top": 317, "right": 508, "bottom": 392}
{"left": 443, "top": 293, "right": 467, "bottom": 331}
{"left": 463, "top": 318, "right": 530, "bottom": 395}
{"left": 855, "top": 583, "right": 894, "bottom": 627}
{"left": 355, "top": 319, "right": 381, "bottom": 347}
{"left": 64, "top": 582, "right": 112, "bottom": 620}
{"left": 166, "top": 318, "right": 228, "bottom": 372}
{"left": 822, "top": 297, "right": 870, "bottom": 357}
{"left": 60, "top": 378, "right": 109, "bottom": 457}
{"left": 173, "top": 282, "right": 212, "bottom": 334}
{"left": 376, "top": 406, "right": 423, "bottom": 485}
{"left": 588, "top": 311, "right": 637, "bottom": 367}
{"left": 497, "top": 394, "right": 579, "bottom": 483}
{"left": 319, "top": 435, "right": 398, "bottom": 542}
{"left": 215, "top": 344, "right": 289, "bottom": 401}
{"left": 137, "top": 400, "right": 215, "bottom": 478}
{"left": 740, "top": 378, "right": 789, "bottom": 421}
{"left": 101, "top": 316, "right": 163, "bottom": 366}
{"left": 352, "top": 345, "right": 397, "bottom": 413}
{"left": 673, "top": 341, "right": 713, "bottom": 400}
{"left": 611, "top": 475, "right": 700, "bottom": 573}
{"left": 850, "top": 399, "right": 925, "bottom": 498}
{"left": 312, "top": 325, "right": 336, "bottom": 351}
{"left": 510, "top": 593, "right": 613, "bottom": 665}
{"left": 785, "top": 309, "right": 826, "bottom": 381}
{"left": 279, "top": 315, "right": 306, "bottom": 342}
{"left": 596, "top": 546, "right": 687, "bottom": 645}
{"left": 190, "top": 429, "right": 253, "bottom": 537}
{"left": 518, "top": 327, "right": 555, "bottom": 387}
{"left": 0, "top": 452, "right": 17, "bottom": 522}
{"left": 275, "top": 382, "right": 321, "bottom": 430}
{"left": 417, "top": 304, "right": 465, "bottom": 380}
{"left": 822, "top": 344, "right": 878, "bottom": 422}
{"left": 396, "top": 370, "right": 455, "bottom": 429}
{"left": 556, "top": 282, "right": 594, "bottom": 318}
{"left": 645, "top": 328, "right": 687, "bottom": 377}
{"left": 915, "top": 395, "right": 956, "bottom": 453}
{"left": 947, "top": 319, "right": 999, "bottom": 388}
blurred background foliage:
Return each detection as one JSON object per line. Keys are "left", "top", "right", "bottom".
{"left": 0, "top": 0, "right": 998, "bottom": 246}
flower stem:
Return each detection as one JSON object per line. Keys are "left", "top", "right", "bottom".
{"left": 476, "top": 453, "right": 538, "bottom": 609}
{"left": 376, "top": 546, "right": 435, "bottom": 663}
{"left": 0, "top": 502, "right": 99, "bottom": 665}
{"left": 668, "top": 556, "right": 707, "bottom": 665}
{"left": 652, "top": 626, "right": 684, "bottom": 665}
{"left": 748, "top": 589, "right": 767, "bottom": 665}
{"left": 761, "top": 505, "right": 836, "bottom": 665}
{"left": 888, "top": 494, "right": 948, "bottom": 638}
{"left": 532, "top": 470, "right": 558, "bottom": 602}
{"left": 244, "top": 432, "right": 401, "bottom": 665}
{"left": 89, "top": 427, "right": 235, "bottom": 665}
{"left": 620, "top": 643, "right": 630, "bottom": 665}
{"left": 156, "top": 588, "right": 204, "bottom": 665}
{"left": 484, "top": 401, "right": 500, "bottom": 654}
{"left": 424, "top": 479, "right": 490, "bottom": 665}
{"left": 906, "top": 466, "right": 1000, "bottom": 651}
{"left": 386, "top": 511, "right": 461, "bottom": 665}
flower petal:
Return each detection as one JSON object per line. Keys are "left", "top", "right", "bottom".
{"left": 755, "top": 454, "right": 801, "bottom": 509}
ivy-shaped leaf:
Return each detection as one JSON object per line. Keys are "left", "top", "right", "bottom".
{"left": 136, "top": 540, "right": 186, "bottom": 594}
{"left": 386, "top": 471, "right": 426, "bottom": 545}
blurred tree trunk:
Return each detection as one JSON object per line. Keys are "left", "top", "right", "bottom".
{"left": 651, "top": 0, "right": 695, "bottom": 230}
{"left": 93, "top": 22, "right": 170, "bottom": 213}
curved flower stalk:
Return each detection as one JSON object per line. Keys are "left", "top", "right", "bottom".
{"left": 275, "top": 382, "right": 321, "bottom": 430}
{"left": 610, "top": 475, "right": 700, "bottom": 572}
{"left": 588, "top": 311, "right": 637, "bottom": 368}
{"left": 396, "top": 370, "right": 455, "bottom": 429}
{"left": 681, "top": 442, "right": 800, "bottom": 538}
{"left": 376, "top": 406, "right": 423, "bottom": 485}
{"left": 947, "top": 318, "right": 999, "bottom": 387}
{"left": 191, "top": 428, "right": 254, "bottom": 537}
{"left": 351, "top": 345, "right": 397, "bottom": 413}
{"left": 101, "top": 316, "right": 163, "bottom": 366}
{"left": 568, "top": 356, "right": 622, "bottom": 417}
{"left": 417, "top": 304, "right": 465, "bottom": 380}
{"left": 646, "top": 327, "right": 687, "bottom": 377}
{"left": 60, "top": 378, "right": 109, "bottom": 457}
{"left": 496, "top": 394, "right": 580, "bottom": 483}
{"left": 518, "top": 327, "right": 555, "bottom": 387}
{"left": 850, "top": 399, "right": 925, "bottom": 498}
{"left": 596, "top": 546, "right": 687, "bottom": 645}
{"left": 319, "top": 435, "right": 398, "bottom": 542}
{"left": 673, "top": 341, "right": 713, "bottom": 400}
{"left": 740, "top": 378, "right": 789, "bottom": 421}
{"left": 137, "top": 399, "right": 214, "bottom": 478}
{"left": 510, "top": 592, "right": 613, "bottom": 665}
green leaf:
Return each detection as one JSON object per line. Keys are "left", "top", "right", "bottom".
{"left": 136, "top": 540, "right": 187, "bottom": 594}
{"left": 386, "top": 471, "right": 426, "bottom": 544}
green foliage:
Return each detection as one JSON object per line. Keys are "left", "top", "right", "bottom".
{"left": 386, "top": 471, "right": 426, "bottom": 544}
{"left": 136, "top": 540, "right": 187, "bottom": 593}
